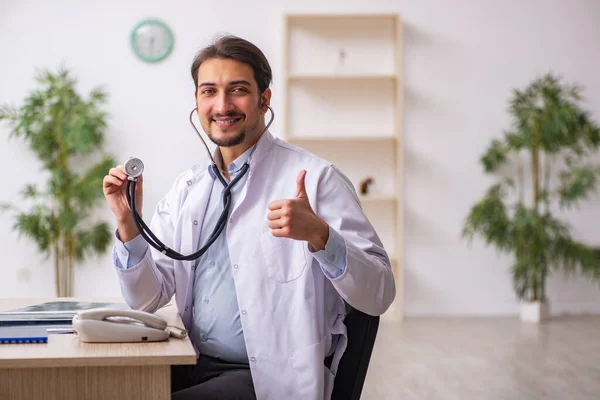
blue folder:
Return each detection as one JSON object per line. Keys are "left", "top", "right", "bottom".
{"left": 0, "top": 326, "right": 48, "bottom": 344}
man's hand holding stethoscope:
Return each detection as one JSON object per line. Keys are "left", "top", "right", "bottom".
{"left": 267, "top": 170, "right": 330, "bottom": 252}
{"left": 103, "top": 164, "right": 144, "bottom": 242}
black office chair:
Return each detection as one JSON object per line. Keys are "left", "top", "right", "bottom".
{"left": 330, "top": 303, "right": 380, "bottom": 400}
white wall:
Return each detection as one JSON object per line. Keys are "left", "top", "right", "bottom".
{"left": 1, "top": 0, "right": 599, "bottom": 316}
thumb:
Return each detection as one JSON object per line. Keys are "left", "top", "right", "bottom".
{"left": 296, "top": 170, "right": 308, "bottom": 199}
{"left": 136, "top": 175, "right": 144, "bottom": 192}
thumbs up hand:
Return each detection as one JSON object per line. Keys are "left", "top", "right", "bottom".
{"left": 267, "top": 170, "right": 330, "bottom": 251}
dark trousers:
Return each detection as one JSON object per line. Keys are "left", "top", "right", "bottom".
{"left": 171, "top": 355, "right": 256, "bottom": 400}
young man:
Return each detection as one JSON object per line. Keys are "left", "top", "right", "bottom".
{"left": 103, "top": 35, "right": 395, "bottom": 400}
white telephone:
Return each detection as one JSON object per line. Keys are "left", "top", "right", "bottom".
{"left": 72, "top": 308, "right": 186, "bottom": 343}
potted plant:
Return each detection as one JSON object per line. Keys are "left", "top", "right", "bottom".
{"left": 463, "top": 73, "right": 600, "bottom": 322}
{"left": 0, "top": 68, "right": 116, "bottom": 297}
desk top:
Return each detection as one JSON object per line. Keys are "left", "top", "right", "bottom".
{"left": 0, "top": 298, "right": 196, "bottom": 369}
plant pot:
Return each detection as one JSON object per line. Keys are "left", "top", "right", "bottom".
{"left": 520, "top": 300, "right": 550, "bottom": 323}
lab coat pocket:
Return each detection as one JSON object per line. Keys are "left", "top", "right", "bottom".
{"left": 291, "top": 335, "right": 334, "bottom": 400}
{"left": 260, "top": 231, "right": 307, "bottom": 283}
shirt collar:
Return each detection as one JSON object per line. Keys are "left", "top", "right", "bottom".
{"left": 207, "top": 142, "right": 255, "bottom": 180}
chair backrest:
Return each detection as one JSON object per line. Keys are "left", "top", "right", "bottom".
{"left": 331, "top": 304, "right": 380, "bottom": 400}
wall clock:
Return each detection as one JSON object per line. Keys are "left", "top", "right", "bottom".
{"left": 130, "top": 19, "right": 174, "bottom": 63}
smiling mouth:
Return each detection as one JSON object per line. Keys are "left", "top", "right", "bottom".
{"left": 212, "top": 116, "right": 243, "bottom": 127}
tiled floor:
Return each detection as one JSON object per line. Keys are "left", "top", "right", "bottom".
{"left": 362, "top": 317, "right": 600, "bottom": 399}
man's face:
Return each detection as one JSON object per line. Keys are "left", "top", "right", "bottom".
{"left": 195, "top": 58, "right": 269, "bottom": 148}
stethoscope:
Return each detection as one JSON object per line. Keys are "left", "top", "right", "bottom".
{"left": 123, "top": 105, "right": 275, "bottom": 261}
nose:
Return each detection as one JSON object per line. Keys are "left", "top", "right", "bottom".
{"left": 213, "top": 92, "right": 235, "bottom": 114}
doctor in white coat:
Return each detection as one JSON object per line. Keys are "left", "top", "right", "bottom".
{"left": 103, "top": 35, "right": 395, "bottom": 400}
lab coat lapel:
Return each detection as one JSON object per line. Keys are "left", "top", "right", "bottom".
{"left": 231, "top": 131, "right": 276, "bottom": 214}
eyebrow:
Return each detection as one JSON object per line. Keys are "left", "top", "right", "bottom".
{"left": 198, "top": 80, "right": 252, "bottom": 88}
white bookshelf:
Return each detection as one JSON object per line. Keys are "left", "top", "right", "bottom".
{"left": 283, "top": 14, "right": 404, "bottom": 320}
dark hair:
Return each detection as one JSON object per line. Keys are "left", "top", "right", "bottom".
{"left": 191, "top": 35, "right": 272, "bottom": 94}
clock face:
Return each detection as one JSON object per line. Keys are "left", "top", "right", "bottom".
{"left": 131, "top": 19, "right": 174, "bottom": 62}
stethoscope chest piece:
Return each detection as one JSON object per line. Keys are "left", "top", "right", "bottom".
{"left": 124, "top": 158, "right": 144, "bottom": 180}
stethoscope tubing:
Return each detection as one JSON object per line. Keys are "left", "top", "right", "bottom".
{"left": 125, "top": 105, "right": 274, "bottom": 261}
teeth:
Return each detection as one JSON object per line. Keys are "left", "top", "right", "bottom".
{"left": 215, "top": 118, "right": 239, "bottom": 124}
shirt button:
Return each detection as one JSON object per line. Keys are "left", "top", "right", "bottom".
{"left": 186, "top": 180, "right": 192, "bottom": 186}
{"left": 250, "top": 357, "right": 256, "bottom": 362}
{"left": 185, "top": 306, "right": 189, "bottom": 311}
{"left": 229, "top": 217, "right": 234, "bottom": 223}
{"left": 233, "top": 264, "right": 238, "bottom": 270}
{"left": 204, "top": 298, "right": 209, "bottom": 304}
{"left": 193, "top": 220, "right": 198, "bottom": 225}
{"left": 241, "top": 310, "right": 247, "bottom": 316}
{"left": 210, "top": 261, "right": 215, "bottom": 267}
{"left": 202, "top": 335, "right": 208, "bottom": 341}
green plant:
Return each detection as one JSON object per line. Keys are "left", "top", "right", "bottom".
{"left": 463, "top": 73, "right": 600, "bottom": 303}
{"left": 0, "top": 68, "right": 116, "bottom": 297}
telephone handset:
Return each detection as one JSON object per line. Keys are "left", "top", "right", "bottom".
{"left": 72, "top": 308, "right": 186, "bottom": 343}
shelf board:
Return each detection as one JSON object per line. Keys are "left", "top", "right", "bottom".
{"left": 288, "top": 135, "right": 396, "bottom": 142}
{"left": 358, "top": 195, "right": 398, "bottom": 203}
{"left": 288, "top": 74, "right": 396, "bottom": 81}
{"left": 287, "top": 13, "right": 398, "bottom": 20}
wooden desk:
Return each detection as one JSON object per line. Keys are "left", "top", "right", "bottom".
{"left": 0, "top": 298, "right": 196, "bottom": 400}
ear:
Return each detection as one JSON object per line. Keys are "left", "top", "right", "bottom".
{"left": 260, "top": 88, "right": 272, "bottom": 114}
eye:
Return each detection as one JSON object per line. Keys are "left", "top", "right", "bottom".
{"left": 200, "top": 88, "right": 215, "bottom": 95}
{"left": 232, "top": 87, "right": 248, "bottom": 93}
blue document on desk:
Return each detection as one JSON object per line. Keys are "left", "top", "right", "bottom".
{"left": 0, "top": 326, "right": 48, "bottom": 344}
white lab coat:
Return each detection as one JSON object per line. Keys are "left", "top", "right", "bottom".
{"left": 114, "top": 131, "right": 395, "bottom": 400}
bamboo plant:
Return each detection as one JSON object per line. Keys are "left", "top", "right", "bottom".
{"left": 463, "top": 73, "right": 600, "bottom": 303}
{"left": 0, "top": 68, "right": 116, "bottom": 297}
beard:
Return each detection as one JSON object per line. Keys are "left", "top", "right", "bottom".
{"left": 206, "top": 112, "right": 260, "bottom": 148}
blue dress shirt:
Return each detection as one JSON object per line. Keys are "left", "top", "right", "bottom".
{"left": 114, "top": 146, "right": 348, "bottom": 362}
